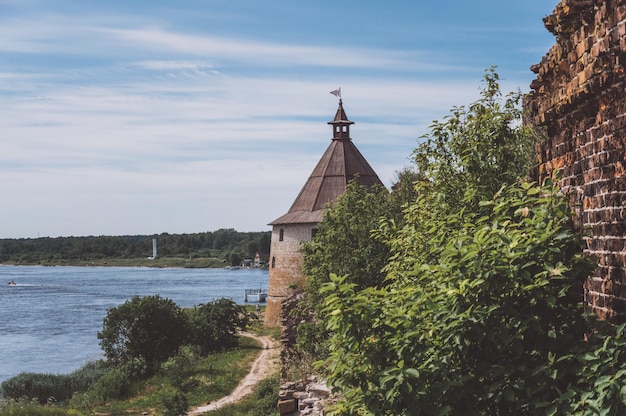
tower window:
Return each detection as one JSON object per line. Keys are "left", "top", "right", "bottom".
{"left": 279, "top": 228, "right": 284, "bottom": 241}
{"left": 271, "top": 256, "right": 276, "bottom": 268}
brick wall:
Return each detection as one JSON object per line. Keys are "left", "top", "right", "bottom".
{"left": 264, "top": 223, "right": 314, "bottom": 326}
{"left": 525, "top": 0, "right": 626, "bottom": 319}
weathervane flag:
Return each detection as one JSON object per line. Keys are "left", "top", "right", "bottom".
{"left": 330, "top": 87, "right": 341, "bottom": 98}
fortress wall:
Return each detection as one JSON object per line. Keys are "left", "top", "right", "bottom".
{"left": 525, "top": 0, "right": 626, "bottom": 319}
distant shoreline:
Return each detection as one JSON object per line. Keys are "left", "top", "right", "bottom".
{"left": 0, "top": 257, "right": 241, "bottom": 269}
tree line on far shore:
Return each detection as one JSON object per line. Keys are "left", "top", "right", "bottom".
{"left": 0, "top": 229, "right": 271, "bottom": 266}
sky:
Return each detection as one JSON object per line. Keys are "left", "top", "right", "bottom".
{"left": 0, "top": 0, "right": 558, "bottom": 239}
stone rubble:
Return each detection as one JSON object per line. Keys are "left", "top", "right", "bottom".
{"left": 278, "top": 376, "right": 334, "bottom": 416}
{"left": 276, "top": 292, "right": 339, "bottom": 415}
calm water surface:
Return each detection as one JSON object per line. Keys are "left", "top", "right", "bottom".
{"left": 0, "top": 265, "right": 268, "bottom": 385}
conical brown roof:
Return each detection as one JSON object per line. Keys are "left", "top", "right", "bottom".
{"left": 269, "top": 100, "right": 383, "bottom": 225}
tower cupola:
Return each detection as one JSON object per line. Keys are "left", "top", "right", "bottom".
{"left": 328, "top": 99, "right": 354, "bottom": 140}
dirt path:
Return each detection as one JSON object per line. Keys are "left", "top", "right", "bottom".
{"left": 187, "top": 332, "right": 280, "bottom": 415}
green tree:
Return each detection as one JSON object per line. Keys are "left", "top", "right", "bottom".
{"left": 383, "top": 68, "right": 537, "bottom": 274}
{"left": 213, "top": 228, "right": 236, "bottom": 250}
{"left": 97, "top": 295, "right": 188, "bottom": 375}
{"left": 412, "top": 67, "right": 535, "bottom": 213}
{"left": 259, "top": 233, "right": 271, "bottom": 259}
{"left": 290, "top": 182, "right": 392, "bottom": 364}
{"left": 292, "top": 169, "right": 422, "bottom": 365}
{"left": 187, "top": 298, "right": 249, "bottom": 355}
{"left": 314, "top": 70, "right": 541, "bottom": 414}
{"left": 297, "top": 70, "right": 536, "bottom": 367}
{"left": 228, "top": 251, "right": 243, "bottom": 267}
{"left": 316, "top": 70, "right": 626, "bottom": 416}
{"left": 322, "top": 179, "right": 600, "bottom": 415}
{"left": 247, "top": 240, "right": 259, "bottom": 259}
{"left": 162, "top": 388, "right": 189, "bottom": 416}
{"left": 302, "top": 181, "right": 391, "bottom": 296}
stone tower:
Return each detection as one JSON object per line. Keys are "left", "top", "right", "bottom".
{"left": 264, "top": 99, "right": 383, "bottom": 326}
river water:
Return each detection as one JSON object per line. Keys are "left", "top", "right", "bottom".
{"left": 0, "top": 265, "right": 268, "bottom": 386}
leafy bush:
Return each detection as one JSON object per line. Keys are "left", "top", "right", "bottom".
{"left": 543, "top": 318, "right": 626, "bottom": 414}
{"left": 291, "top": 181, "right": 395, "bottom": 365}
{"left": 0, "top": 397, "right": 69, "bottom": 416}
{"left": 1, "top": 373, "right": 73, "bottom": 404}
{"left": 162, "top": 388, "right": 189, "bottom": 416}
{"left": 69, "top": 359, "right": 146, "bottom": 407}
{"left": 160, "top": 346, "right": 196, "bottom": 391}
{"left": 412, "top": 67, "right": 536, "bottom": 215}
{"left": 249, "top": 374, "right": 279, "bottom": 416}
{"left": 1, "top": 361, "right": 114, "bottom": 408}
{"left": 319, "top": 178, "right": 626, "bottom": 415}
{"left": 187, "top": 298, "right": 250, "bottom": 355}
{"left": 98, "top": 295, "right": 188, "bottom": 375}
{"left": 83, "top": 365, "right": 133, "bottom": 402}
{"left": 64, "top": 361, "right": 108, "bottom": 395}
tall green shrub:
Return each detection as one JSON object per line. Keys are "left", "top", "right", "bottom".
{"left": 1, "top": 373, "right": 73, "bottom": 404}
{"left": 292, "top": 181, "right": 393, "bottom": 363}
{"left": 320, "top": 179, "right": 626, "bottom": 415}
{"left": 187, "top": 298, "right": 249, "bottom": 355}
{"left": 412, "top": 67, "right": 535, "bottom": 212}
{"left": 160, "top": 346, "right": 195, "bottom": 390}
{"left": 97, "top": 295, "right": 187, "bottom": 375}
{"left": 0, "top": 397, "right": 69, "bottom": 416}
{"left": 302, "top": 182, "right": 391, "bottom": 296}
{"left": 162, "top": 388, "right": 189, "bottom": 416}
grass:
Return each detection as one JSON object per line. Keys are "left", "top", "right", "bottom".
{"left": 0, "top": 399, "right": 70, "bottom": 416}
{"left": 244, "top": 305, "right": 282, "bottom": 338}
{"left": 0, "top": 372, "right": 279, "bottom": 416}
{"left": 0, "top": 318, "right": 280, "bottom": 416}
{"left": 84, "top": 336, "right": 262, "bottom": 415}
{"left": 207, "top": 374, "right": 279, "bottom": 416}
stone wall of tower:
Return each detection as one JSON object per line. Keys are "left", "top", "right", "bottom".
{"left": 525, "top": 0, "right": 626, "bottom": 320}
{"left": 264, "top": 223, "right": 314, "bottom": 326}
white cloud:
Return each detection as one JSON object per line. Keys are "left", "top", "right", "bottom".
{"left": 0, "top": 13, "right": 463, "bottom": 75}
{"left": 0, "top": 2, "right": 550, "bottom": 238}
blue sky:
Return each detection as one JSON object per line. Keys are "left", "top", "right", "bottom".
{"left": 1, "top": 1, "right": 557, "bottom": 239}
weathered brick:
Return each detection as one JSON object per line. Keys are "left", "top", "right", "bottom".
{"left": 525, "top": 0, "right": 626, "bottom": 320}
{"left": 278, "top": 398, "right": 297, "bottom": 414}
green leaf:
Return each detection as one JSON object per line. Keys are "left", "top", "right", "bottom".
{"left": 405, "top": 368, "right": 420, "bottom": 379}
{"left": 545, "top": 404, "right": 558, "bottom": 416}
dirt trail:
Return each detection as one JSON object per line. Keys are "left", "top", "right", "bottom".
{"left": 187, "top": 333, "right": 279, "bottom": 415}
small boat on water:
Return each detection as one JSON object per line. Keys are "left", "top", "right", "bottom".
{"left": 224, "top": 265, "right": 240, "bottom": 270}
{"left": 7, "top": 280, "right": 16, "bottom": 286}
